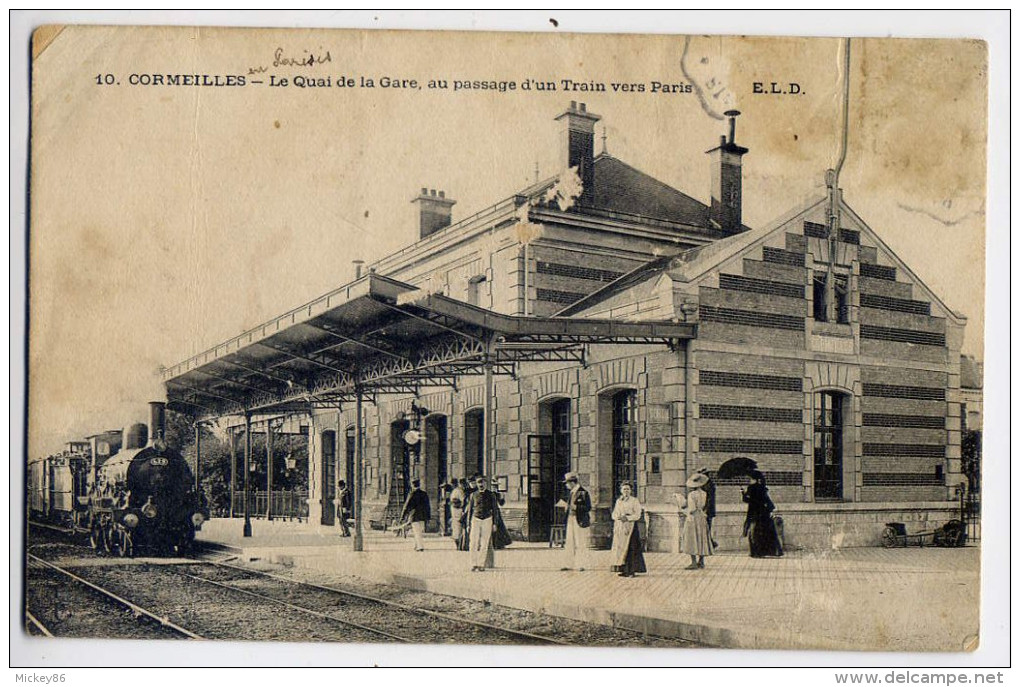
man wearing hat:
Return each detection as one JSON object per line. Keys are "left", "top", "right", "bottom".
{"left": 400, "top": 479, "right": 431, "bottom": 552}
{"left": 561, "top": 472, "right": 592, "bottom": 571}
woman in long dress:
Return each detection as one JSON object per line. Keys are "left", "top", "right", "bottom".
{"left": 742, "top": 470, "right": 784, "bottom": 558}
{"left": 610, "top": 483, "right": 646, "bottom": 577}
{"left": 681, "top": 473, "right": 714, "bottom": 569}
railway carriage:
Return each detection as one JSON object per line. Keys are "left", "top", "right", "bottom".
{"left": 27, "top": 449, "right": 90, "bottom": 528}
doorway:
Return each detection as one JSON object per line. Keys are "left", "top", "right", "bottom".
{"left": 527, "top": 398, "right": 572, "bottom": 542}
{"left": 320, "top": 430, "right": 336, "bottom": 525}
{"left": 390, "top": 419, "right": 412, "bottom": 505}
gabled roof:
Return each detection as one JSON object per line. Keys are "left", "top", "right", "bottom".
{"left": 585, "top": 155, "right": 712, "bottom": 228}
{"left": 557, "top": 197, "right": 825, "bottom": 317}
{"left": 559, "top": 195, "right": 967, "bottom": 328}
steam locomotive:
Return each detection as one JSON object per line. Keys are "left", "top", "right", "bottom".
{"left": 28, "top": 402, "right": 207, "bottom": 556}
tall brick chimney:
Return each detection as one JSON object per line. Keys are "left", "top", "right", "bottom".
{"left": 413, "top": 188, "right": 456, "bottom": 239}
{"left": 555, "top": 101, "right": 601, "bottom": 206}
{"left": 706, "top": 109, "right": 749, "bottom": 234}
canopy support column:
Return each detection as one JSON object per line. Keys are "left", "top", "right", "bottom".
{"left": 354, "top": 388, "right": 365, "bottom": 552}
{"left": 483, "top": 354, "right": 494, "bottom": 478}
{"left": 194, "top": 423, "right": 201, "bottom": 494}
{"left": 229, "top": 427, "right": 236, "bottom": 518}
{"left": 243, "top": 412, "right": 252, "bottom": 538}
{"left": 266, "top": 420, "right": 274, "bottom": 521}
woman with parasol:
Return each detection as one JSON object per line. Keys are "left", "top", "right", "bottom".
{"left": 741, "top": 469, "right": 784, "bottom": 558}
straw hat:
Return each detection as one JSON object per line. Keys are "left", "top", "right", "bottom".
{"left": 686, "top": 473, "right": 709, "bottom": 489}
{"left": 563, "top": 472, "right": 579, "bottom": 483}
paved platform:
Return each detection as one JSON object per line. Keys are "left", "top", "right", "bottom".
{"left": 196, "top": 518, "right": 980, "bottom": 652}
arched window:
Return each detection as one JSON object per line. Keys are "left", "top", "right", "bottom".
{"left": 814, "top": 391, "right": 848, "bottom": 500}
{"left": 612, "top": 390, "right": 639, "bottom": 498}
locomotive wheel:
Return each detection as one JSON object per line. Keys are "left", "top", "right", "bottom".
{"left": 881, "top": 526, "right": 899, "bottom": 548}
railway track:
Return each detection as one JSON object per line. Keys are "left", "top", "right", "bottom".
{"left": 26, "top": 553, "right": 203, "bottom": 639}
{"left": 24, "top": 529, "right": 697, "bottom": 647}
{"left": 180, "top": 560, "right": 569, "bottom": 645}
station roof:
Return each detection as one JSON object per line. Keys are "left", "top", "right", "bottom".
{"left": 163, "top": 273, "right": 695, "bottom": 420}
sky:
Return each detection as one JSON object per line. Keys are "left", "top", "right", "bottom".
{"left": 26, "top": 25, "right": 988, "bottom": 456}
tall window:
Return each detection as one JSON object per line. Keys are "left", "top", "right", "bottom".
{"left": 612, "top": 390, "right": 639, "bottom": 498}
{"left": 551, "top": 399, "right": 572, "bottom": 496}
{"left": 321, "top": 430, "right": 336, "bottom": 525}
{"left": 344, "top": 425, "right": 356, "bottom": 486}
{"left": 813, "top": 272, "right": 850, "bottom": 324}
{"left": 465, "top": 409, "right": 485, "bottom": 476}
{"left": 813, "top": 391, "right": 845, "bottom": 500}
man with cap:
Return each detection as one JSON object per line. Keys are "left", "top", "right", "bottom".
{"left": 400, "top": 479, "right": 431, "bottom": 552}
{"left": 561, "top": 472, "right": 592, "bottom": 571}
{"left": 465, "top": 474, "right": 504, "bottom": 571}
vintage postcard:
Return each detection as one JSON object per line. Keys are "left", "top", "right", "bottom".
{"left": 20, "top": 21, "right": 991, "bottom": 665}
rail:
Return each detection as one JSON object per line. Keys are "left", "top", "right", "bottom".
{"left": 205, "top": 559, "right": 570, "bottom": 646}
{"left": 26, "top": 553, "right": 205, "bottom": 639}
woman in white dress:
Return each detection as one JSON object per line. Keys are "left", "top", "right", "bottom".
{"left": 681, "top": 473, "right": 714, "bottom": 570}
{"left": 610, "top": 483, "right": 646, "bottom": 577}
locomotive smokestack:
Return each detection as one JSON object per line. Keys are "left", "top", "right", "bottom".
{"left": 149, "top": 402, "right": 166, "bottom": 443}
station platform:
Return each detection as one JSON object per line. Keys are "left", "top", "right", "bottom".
{"left": 196, "top": 518, "right": 979, "bottom": 652}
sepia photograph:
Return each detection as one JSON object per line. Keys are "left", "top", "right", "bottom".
{"left": 11, "top": 11, "right": 1008, "bottom": 671}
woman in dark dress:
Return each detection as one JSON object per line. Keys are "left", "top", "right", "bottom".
{"left": 610, "top": 483, "right": 647, "bottom": 577}
{"left": 742, "top": 470, "right": 784, "bottom": 558}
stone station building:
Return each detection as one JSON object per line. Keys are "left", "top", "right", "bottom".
{"left": 164, "top": 102, "right": 968, "bottom": 552}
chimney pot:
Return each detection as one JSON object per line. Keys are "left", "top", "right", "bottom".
{"left": 707, "top": 117, "right": 749, "bottom": 235}
{"left": 413, "top": 187, "right": 456, "bottom": 239}
{"left": 555, "top": 101, "right": 602, "bottom": 207}
{"left": 353, "top": 259, "right": 365, "bottom": 279}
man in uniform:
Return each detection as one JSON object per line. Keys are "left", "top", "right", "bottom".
{"left": 465, "top": 474, "right": 504, "bottom": 571}
{"left": 400, "top": 479, "right": 431, "bottom": 552}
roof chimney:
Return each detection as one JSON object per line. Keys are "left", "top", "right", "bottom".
{"left": 413, "top": 188, "right": 456, "bottom": 239}
{"left": 352, "top": 259, "right": 365, "bottom": 279}
{"left": 555, "top": 101, "right": 601, "bottom": 206}
{"left": 706, "top": 109, "right": 749, "bottom": 235}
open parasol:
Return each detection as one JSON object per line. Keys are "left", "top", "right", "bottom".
{"left": 715, "top": 456, "right": 759, "bottom": 479}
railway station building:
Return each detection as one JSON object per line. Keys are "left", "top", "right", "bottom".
{"left": 164, "top": 101, "right": 969, "bottom": 552}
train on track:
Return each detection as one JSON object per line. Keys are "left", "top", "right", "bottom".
{"left": 28, "top": 402, "right": 207, "bottom": 556}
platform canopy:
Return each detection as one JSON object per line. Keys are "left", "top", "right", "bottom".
{"left": 163, "top": 273, "right": 696, "bottom": 420}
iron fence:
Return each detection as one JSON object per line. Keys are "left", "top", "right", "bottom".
{"left": 223, "top": 490, "right": 309, "bottom": 521}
